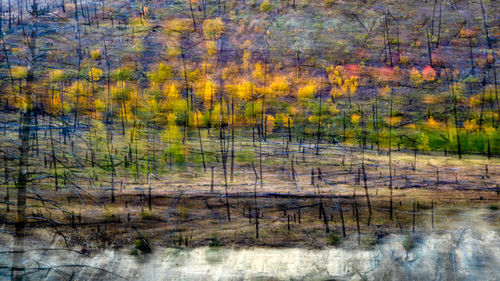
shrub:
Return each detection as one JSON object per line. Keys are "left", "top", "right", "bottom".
{"left": 104, "top": 208, "right": 117, "bottom": 222}
{"left": 132, "top": 237, "right": 152, "bottom": 255}
{"left": 361, "top": 233, "right": 378, "bottom": 249}
{"left": 140, "top": 209, "right": 154, "bottom": 220}
{"left": 260, "top": 1, "right": 273, "bottom": 12}
{"left": 208, "top": 234, "right": 222, "bottom": 247}
{"left": 324, "top": 0, "right": 336, "bottom": 6}
{"left": 327, "top": 233, "right": 341, "bottom": 246}
{"left": 402, "top": 233, "right": 415, "bottom": 252}
{"left": 90, "top": 49, "right": 101, "bottom": 60}
{"left": 487, "top": 204, "right": 499, "bottom": 211}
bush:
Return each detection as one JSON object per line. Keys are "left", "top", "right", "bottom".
{"left": 130, "top": 237, "right": 152, "bottom": 256}
{"left": 327, "top": 233, "right": 341, "bottom": 246}
{"left": 361, "top": 233, "right": 378, "bottom": 249}
{"left": 324, "top": 0, "right": 336, "bottom": 6}
{"left": 260, "top": 1, "right": 273, "bottom": 12}
{"left": 487, "top": 204, "right": 499, "bottom": 211}
{"left": 90, "top": 49, "right": 101, "bottom": 60}
{"left": 402, "top": 233, "right": 415, "bottom": 252}
{"left": 104, "top": 208, "right": 117, "bottom": 222}
{"left": 140, "top": 209, "right": 154, "bottom": 220}
{"left": 208, "top": 234, "right": 222, "bottom": 247}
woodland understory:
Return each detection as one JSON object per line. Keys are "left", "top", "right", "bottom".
{"left": 0, "top": 0, "right": 499, "bottom": 280}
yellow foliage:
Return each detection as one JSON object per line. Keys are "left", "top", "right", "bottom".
{"left": 88, "top": 68, "right": 102, "bottom": 82}
{"left": 385, "top": 116, "right": 402, "bottom": 126}
{"left": 329, "top": 104, "right": 339, "bottom": 115}
{"left": 422, "top": 95, "right": 439, "bottom": 104}
{"left": 266, "top": 115, "right": 275, "bottom": 132}
{"left": 405, "top": 123, "right": 417, "bottom": 129}
{"left": 191, "top": 110, "right": 205, "bottom": 128}
{"left": 111, "top": 81, "right": 131, "bottom": 101}
{"left": 206, "top": 40, "right": 217, "bottom": 56}
{"left": 469, "top": 96, "right": 481, "bottom": 107}
{"left": 49, "top": 69, "right": 66, "bottom": 82}
{"left": 351, "top": 113, "right": 361, "bottom": 125}
{"left": 410, "top": 67, "right": 423, "bottom": 87}
{"left": 236, "top": 80, "right": 254, "bottom": 101}
{"left": 167, "top": 113, "right": 177, "bottom": 124}
{"left": 202, "top": 18, "right": 224, "bottom": 40}
{"left": 90, "top": 49, "right": 101, "bottom": 60}
{"left": 201, "top": 80, "right": 217, "bottom": 105}
{"left": 269, "top": 75, "right": 289, "bottom": 96}
{"left": 146, "top": 97, "right": 162, "bottom": 118}
{"left": 484, "top": 126, "right": 496, "bottom": 136}
{"left": 463, "top": 119, "right": 479, "bottom": 132}
{"left": 255, "top": 86, "right": 272, "bottom": 98}
{"left": 94, "top": 98, "right": 106, "bottom": 112}
{"left": 297, "top": 83, "right": 316, "bottom": 102}
{"left": 260, "top": 1, "right": 273, "bottom": 12}
{"left": 164, "top": 18, "right": 191, "bottom": 34}
{"left": 50, "top": 93, "right": 71, "bottom": 114}
{"left": 277, "top": 113, "right": 293, "bottom": 128}
{"left": 11, "top": 66, "right": 27, "bottom": 79}
{"left": 162, "top": 114, "right": 182, "bottom": 143}
{"left": 242, "top": 50, "right": 252, "bottom": 70}
{"left": 253, "top": 62, "right": 265, "bottom": 81}
{"left": 165, "top": 84, "right": 180, "bottom": 100}
{"left": 327, "top": 65, "right": 359, "bottom": 100}
{"left": 425, "top": 116, "right": 442, "bottom": 129}
{"left": 69, "top": 81, "right": 85, "bottom": 96}
{"left": 346, "top": 77, "right": 358, "bottom": 94}
{"left": 327, "top": 65, "right": 344, "bottom": 87}
{"left": 242, "top": 40, "right": 252, "bottom": 49}
{"left": 308, "top": 115, "right": 318, "bottom": 124}
{"left": 330, "top": 87, "right": 344, "bottom": 99}
{"left": 379, "top": 85, "right": 391, "bottom": 97}
{"left": 167, "top": 46, "right": 181, "bottom": 58}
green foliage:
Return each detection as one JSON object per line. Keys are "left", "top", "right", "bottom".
{"left": 402, "top": 233, "right": 415, "bottom": 252}
{"left": 244, "top": 101, "right": 263, "bottom": 119}
{"left": 112, "top": 66, "right": 135, "bottom": 81}
{"left": 327, "top": 233, "right": 341, "bottom": 246}
{"left": 208, "top": 234, "right": 223, "bottom": 247}
{"left": 361, "top": 232, "right": 378, "bottom": 249}
{"left": 178, "top": 206, "right": 189, "bottom": 219}
{"left": 324, "top": 0, "right": 336, "bottom": 7}
{"left": 147, "top": 63, "right": 173, "bottom": 85}
{"left": 140, "top": 209, "right": 154, "bottom": 220}
{"left": 165, "top": 145, "right": 186, "bottom": 166}
{"left": 131, "top": 237, "right": 152, "bottom": 256}
{"left": 260, "top": 1, "right": 273, "bottom": 12}
{"left": 487, "top": 204, "right": 499, "bottom": 211}
{"left": 235, "top": 148, "right": 256, "bottom": 164}
{"left": 104, "top": 208, "right": 117, "bottom": 222}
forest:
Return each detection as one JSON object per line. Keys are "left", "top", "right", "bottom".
{"left": 0, "top": 0, "right": 499, "bottom": 280}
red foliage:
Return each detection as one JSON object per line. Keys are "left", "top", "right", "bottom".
{"left": 344, "top": 64, "right": 362, "bottom": 77}
{"left": 370, "top": 66, "right": 400, "bottom": 83}
{"left": 422, "top": 66, "right": 436, "bottom": 81}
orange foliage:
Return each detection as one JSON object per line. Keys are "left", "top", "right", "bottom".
{"left": 422, "top": 66, "right": 436, "bottom": 82}
{"left": 371, "top": 66, "right": 400, "bottom": 83}
{"left": 425, "top": 116, "right": 443, "bottom": 129}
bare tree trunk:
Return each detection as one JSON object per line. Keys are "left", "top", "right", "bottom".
{"left": 389, "top": 97, "right": 393, "bottom": 220}
{"left": 480, "top": 0, "right": 499, "bottom": 122}
{"left": 12, "top": 2, "right": 38, "bottom": 279}
{"left": 338, "top": 203, "right": 346, "bottom": 237}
